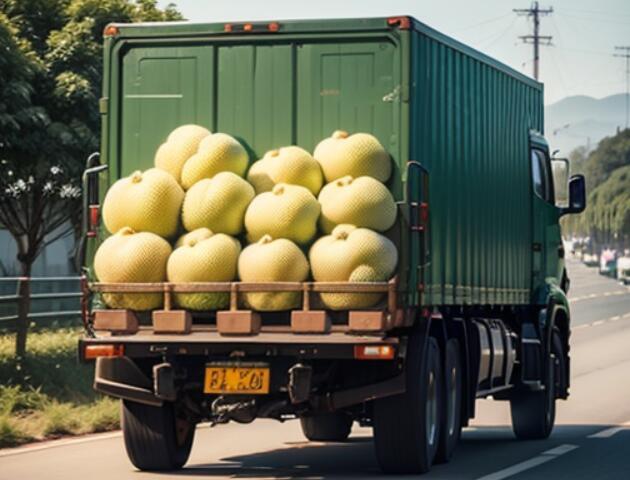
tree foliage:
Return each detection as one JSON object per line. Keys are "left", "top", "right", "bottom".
{"left": 563, "top": 129, "right": 630, "bottom": 244}
{"left": 584, "top": 129, "right": 630, "bottom": 188}
{"left": 0, "top": 0, "right": 182, "bottom": 356}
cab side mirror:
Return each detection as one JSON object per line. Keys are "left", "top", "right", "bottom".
{"left": 562, "top": 174, "right": 586, "bottom": 215}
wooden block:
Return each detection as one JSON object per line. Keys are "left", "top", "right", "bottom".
{"left": 216, "top": 310, "right": 261, "bottom": 336}
{"left": 93, "top": 309, "right": 138, "bottom": 334}
{"left": 152, "top": 310, "right": 192, "bottom": 334}
{"left": 348, "top": 311, "right": 389, "bottom": 332}
{"left": 291, "top": 311, "right": 331, "bottom": 334}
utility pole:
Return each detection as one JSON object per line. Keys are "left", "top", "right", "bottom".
{"left": 614, "top": 46, "right": 630, "bottom": 129}
{"left": 514, "top": 2, "right": 553, "bottom": 80}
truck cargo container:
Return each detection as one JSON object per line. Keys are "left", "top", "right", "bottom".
{"left": 79, "top": 16, "right": 586, "bottom": 474}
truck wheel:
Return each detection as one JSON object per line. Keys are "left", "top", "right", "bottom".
{"left": 373, "top": 336, "right": 443, "bottom": 474}
{"left": 510, "top": 330, "right": 560, "bottom": 440}
{"left": 300, "top": 412, "right": 353, "bottom": 441}
{"left": 435, "top": 339, "right": 463, "bottom": 463}
{"left": 122, "top": 400, "right": 195, "bottom": 471}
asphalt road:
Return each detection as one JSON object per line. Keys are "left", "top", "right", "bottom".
{"left": 2, "top": 257, "right": 630, "bottom": 479}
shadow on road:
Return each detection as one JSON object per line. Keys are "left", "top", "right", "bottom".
{"left": 153, "top": 425, "right": 611, "bottom": 479}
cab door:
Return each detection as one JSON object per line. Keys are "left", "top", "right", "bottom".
{"left": 530, "top": 141, "right": 563, "bottom": 291}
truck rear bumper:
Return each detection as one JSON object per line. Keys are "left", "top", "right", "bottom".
{"left": 82, "top": 331, "right": 404, "bottom": 413}
{"left": 79, "top": 328, "right": 399, "bottom": 361}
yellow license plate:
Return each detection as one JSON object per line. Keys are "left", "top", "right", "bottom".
{"left": 204, "top": 366, "right": 270, "bottom": 394}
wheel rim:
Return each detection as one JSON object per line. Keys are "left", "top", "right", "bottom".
{"left": 426, "top": 370, "right": 438, "bottom": 446}
{"left": 447, "top": 366, "right": 457, "bottom": 436}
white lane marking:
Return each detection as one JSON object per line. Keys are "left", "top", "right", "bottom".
{"left": 573, "top": 311, "right": 630, "bottom": 330}
{"left": 570, "top": 290, "right": 628, "bottom": 303}
{"left": 588, "top": 421, "right": 630, "bottom": 439}
{"left": 0, "top": 431, "right": 122, "bottom": 457}
{"left": 476, "top": 444, "right": 579, "bottom": 480}
{"left": 0, "top": 422, "right": 215, "bottom": 457}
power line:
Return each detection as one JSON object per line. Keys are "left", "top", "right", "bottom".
{"left": 614, "top": 46, "right": 630, "bottom": 129}
{"left": 514, "top": 2, "right": 553, "bottom": 80}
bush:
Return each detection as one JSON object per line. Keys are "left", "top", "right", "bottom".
{"left": 0, "top": 329, "right": 120, "bottom": 447}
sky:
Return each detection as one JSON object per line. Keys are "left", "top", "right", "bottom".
{"left": 158, "top": 0, "right": 630, "bottom": 105}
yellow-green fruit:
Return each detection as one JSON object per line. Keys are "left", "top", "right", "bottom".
{"left": 318, "top": 176, "right": 397, "bottom": 233}
{"left": 246, "top": 146, "right": 323, "bottom": 195}
{"left": 94, "top": 227, "right": 171, "bottom": 310}
{"left": 154, "top": 125, "right": 210, "bottom": 183}
{"left": 314, "top": 130, "right": 392, "bottom": 183}
{"left": 180, "top": 133, "right": 249, "bottom": 190}
{"left": 244, "top": 184, "right": 320, "bottom": 245}
{"left": 167, "top": 229, "right": 241, "bottom": 310}
{"left": 309, "top": 224, "right": 398, "bottom": 310}
{"left": 102, "top": 168, "right": 184, "bottom": 238}
{"left": 182, "top": 172, "right": 255, "bottom": 235}
{"left": 238, "top": 235, "right": 309, "bottom": 311}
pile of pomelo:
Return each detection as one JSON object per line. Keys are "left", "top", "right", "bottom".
{"left": 95, "top": 126, "right": 398, "bottom": 312}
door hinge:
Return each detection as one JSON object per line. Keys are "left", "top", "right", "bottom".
{"left": 99, "top": 97, "right": 109, "bottom": 115}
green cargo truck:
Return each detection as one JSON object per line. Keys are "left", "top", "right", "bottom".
{"left": 78, "top": 16, "right": 586, "bottom": 474}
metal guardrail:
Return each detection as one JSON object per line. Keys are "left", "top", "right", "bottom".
{"left": 0, "top": 277, "right": 82, "bottom": 324}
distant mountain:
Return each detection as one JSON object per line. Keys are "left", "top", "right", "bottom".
{"left": 545, "top": 93, "right": 628, "bottom": 156}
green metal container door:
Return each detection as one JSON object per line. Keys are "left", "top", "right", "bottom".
{"left": 119, "top": 46, "right": 213, "bottom": 177}
{"left": 110, "top": 35, "right": 402, "bottom": 178}
{"left": 410, "top": 28, "right": 543, "bottom": 306}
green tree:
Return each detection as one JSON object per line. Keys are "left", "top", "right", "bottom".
{"left": 0, "top": 0, "right": 181, "bottom": 357}
{"left": 584, "top": 128, "right": 630, "bottom": 187}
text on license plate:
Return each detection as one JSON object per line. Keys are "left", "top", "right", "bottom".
{"left": 204, "top": 366, "right": 270, "bottom": 394}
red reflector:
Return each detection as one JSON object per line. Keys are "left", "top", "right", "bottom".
{"left": 224, "top": 23, "right": 233, "bottom": 32}
{"left": 84, "top": 344, "right": 124, "bottom": 360}
{"left": 87, "top": 204, "right": 100, "bottom": 238}
{"left": 354, "top": 345, "right": 395, "bottom": 360}
{"left": 419, "top": 202, "right": 429, "bottom": 223}
{"left": 387, "top": 16, "right": 411, "bottom": 30}
{"left": 243, "top": 23, "right": 253, "bottom": 32}
{"left": 103, "top": 24, "right": 119, "bottom": 37}
{"left": 268, "top": 22, "right": 280, "bottom": 32}
{"left": 89, "top": 204, "right": 100, "bottom": 227}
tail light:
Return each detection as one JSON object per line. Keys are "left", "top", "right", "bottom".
{"left": 354, "top": 345, "right": 396, "bottom": 360}
{"left": 87, "top": 204, "right": 100, "bottom": 238}
{"left": 84, "top": 344, "right": 124, "bottom": 360}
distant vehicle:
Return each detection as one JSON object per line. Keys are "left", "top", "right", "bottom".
{"left": 77, "top": 16, "right": 586, "bottom": 475}
{"left": 599, "top": 249, "right": 617, "bottom": 277}
{"left": 583, "top": 253, "right": 599, "bottom": 267}
{"left": 617, "top": 256, "right": 630, "bottom": 285}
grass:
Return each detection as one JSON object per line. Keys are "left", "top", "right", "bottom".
{"left": 0, "top": 328, "right": 120, "bottom": 448}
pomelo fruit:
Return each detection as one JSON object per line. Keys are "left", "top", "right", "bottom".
{"left": 309, "top": 224, "right": 398, "bottom": 310}
{"left": 182, "top": 172, "right": 255, "bottom": 235}
{"left": 238, "top": 235, "right": 309, "bottom": 311}
{"left": 180, "top": 133, "right": 249, "bottom": 190}
{"left": 318, "top": 175, "right": 397, "bottom": 233}
{"left": 168, "top": 228, "right": 241, "bottom": 310}
{"left": 102, "top": 168, "right": 184, "bottom": 238}
{"left": 244, "top": 183, "right": 320, "bottom": 245}
{"left": 313, "top": 130, "right": 391, "bottom": 183}
{"left": 246, "top": 146, "right": 323, "bottom": 195}
{"left": 154, "top": 124, "right": 210, "bottom": 183}
{"left": 94, "top": 227, "right": 171, "bottom": 310}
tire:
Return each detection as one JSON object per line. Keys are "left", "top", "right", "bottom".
{"left": 435, "top": 339, "right": 463, "bottom": 463}
{"left": 373, "top": 336, "right": 443, "bottom": 474}
{"left": 300, "top": 412, "right": 353, "bottom": 442}
{"left": 122, "top": 400, "right": 195, "bottom": 471}
{"left": 510, "top": 329, "right": 561, "bottom": 440}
